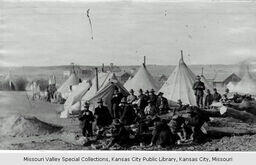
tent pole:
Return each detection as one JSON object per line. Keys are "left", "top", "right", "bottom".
{"left": 95, "top": 67, "right": 99, "bottom": 92}
{"left": 143, "top": 56, "right": 146, "bottom": 66}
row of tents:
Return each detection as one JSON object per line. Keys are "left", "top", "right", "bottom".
{"left": 57, "top": 51, "right": 256, "bottom": 118}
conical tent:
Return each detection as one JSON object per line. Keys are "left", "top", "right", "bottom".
{"left": 2, "top": 72, "right": 16, "bottom": 90}
{"left": 230, "top": 67, "right": 256, "bottom": 95}
{"left": 124, "top": 64, "right": 160, "bottom": 95}
{"left": 89, "top": 73, "right": 129, "bottom": 112}
{"left": 81, "top": 71, "right": 112, "bottom": 101}
{"left": 159, "top": 51, "right": 197, "bottom": 105}
{"left": 57, "top": 73, "right": 80, "bottom": 99}
{"left": 61, "top": 80, "right": 92, "bottom": 118}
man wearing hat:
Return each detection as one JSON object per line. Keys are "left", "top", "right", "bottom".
{"left": 168, "top": 115, "right": 186, "bottom": 142}
{"left": 212, "top": 88, "right": 221, "bottom": 102}
{"left": 120, "top": 97, "right": 136, "bottom": 125}
{"left": 106, "top": 119, "right": 130, "bottom": 149}
{"left": 127, "top": 89, "right": 137, "bottom": 104}
{"left": 111, "top": 89, "right": 123, "bottom": 119}
{"left": 144, "top": 100, "right": 158, "bottom": 116}
{"left": 156, "top": 92, "right": 169, "bottom": 115}
{"left": 137, "top": 89, "right": 148, "bottom": 113}
{"left": 149, "top": 89, "right": 158, "bottom": 106}
{"left": 78, "top": 102, "right": 94, "bottom": 137}
{"left": 204, "top": 89, "right": 213, "bottom": 108}
{"left": 193, "top": 75, "right": 205, "bottom": 108}
{"left": 94, "top": 98, "right": 112, "bottom": 130}
{"left": 150, "top": 117, "right": 175, "bottom": 148}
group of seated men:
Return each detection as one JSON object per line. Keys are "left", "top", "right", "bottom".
{"left": 78, "top": 88, "right": 209, "bottom": 149}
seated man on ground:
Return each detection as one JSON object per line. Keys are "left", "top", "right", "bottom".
{"left": 106, "top": 119, "right": 131, "bottom": 149}
{"left": 149, "top": 117, "right": 175, "bottom": 148}
{"left": 144, "top": 100, "right": 158, "bottom": 116}
{"left": 168, "top": 115, "right": 187, "bottom": 143}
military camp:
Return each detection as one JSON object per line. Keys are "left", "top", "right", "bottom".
{"left": 1, "top": 0, "right": 256, "bottom": 152}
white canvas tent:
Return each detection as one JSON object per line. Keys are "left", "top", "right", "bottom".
{"left": 60, "top": 80, "right": 92, "bottom": 118}
{"left": 124, "top": 64, "right": 160, "bottom": 95}
{"left": 89, "top": 73, "right": 129, "bottom": 112}
{"left": 57, "top": 73, "right": 80, "bottom": 99}
{"left": 229, "top": 67, "right": 256, "bottom": 95}
{"left": 159, "top": 51, "right": 197, "bottom": 105}
{"left": 81, "top": 71, "right": 112, "bottom": 101}
{"left": 2, "top": 71, "right": 16, "bottom": 90}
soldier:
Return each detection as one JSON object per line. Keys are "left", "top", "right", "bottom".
{"left": 156, "top": 92, "right": 169, "bottom": 114}
{"left": 111, "top": 89, "right": 122, "bottom": 119}
{"left": 137, "top": 89, "right": 148, "bottom": 112}
{"left": 204, "top": 89, "right": 213, "bottom": 108}
{"left": 149, "top": 89, "right": 158, "bottom": 106}
{"left": 127, "top": 89, "right": 137, "bottom": 104}
{"left": 94, "top": 98, "right": 112, "bottom": 129}
{"left": 78, "top": 102, "right": 94, "bottom": 137}
{"left": 106, "top": 119, "right": 130, "bottom": 149}
{"left": 192, "top": 75, "right": 205, "bottom": 108}
{"left": 120, "top": 98, "right": 137, "bottom": 125}
{"left": 144, "top": 100, "right": 158, "bottom": 116}
{"left": 212, "top": 88, "right": 221, "bottom": 102}
{"left": 150, "top": 117, "right": 175, "bottom": 148}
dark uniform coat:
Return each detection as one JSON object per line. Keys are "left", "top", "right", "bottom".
{"left": 94, "top": 106, "right": 112, "bottom": 128}
{"left": 78, "top": 110, "right": 94, "bottom": 137}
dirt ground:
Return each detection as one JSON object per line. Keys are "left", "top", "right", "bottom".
{"left": 0, "top": 91, "right": 256, "bottom": 151}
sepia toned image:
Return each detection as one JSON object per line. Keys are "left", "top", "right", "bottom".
{"left": 0, "top": 0, "right": 256, "bottom": 151}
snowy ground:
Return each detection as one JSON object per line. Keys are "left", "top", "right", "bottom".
{"left": 0, "top": 91, "right": 256, "bottom": 151}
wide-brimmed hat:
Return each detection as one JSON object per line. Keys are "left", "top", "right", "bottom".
{"left": 150, "top": 89, "right": 155, "bottom": 93}
{"left": 196, "top": 75, "right": 201, "bottom": 80}
{"left": 97, "top": 98, "right": 104, "bottom": 103}
{"left": 145, "top": 90, "right": 149, "bottom": 94}
{"left": 158, "top": 92, "right": 164, "bottom": 96}
{"left": 84, "top": 101, "right": 90, "bottom": 107}
{"left": 130, "top": 89, "right": 134, "bottom": 93}
{"left": 138, "top": 89, "right": 143, "bottom": 93}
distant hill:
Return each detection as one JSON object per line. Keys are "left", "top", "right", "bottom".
{"left": 0, "top": 64, "right": 240, "bottom": 86}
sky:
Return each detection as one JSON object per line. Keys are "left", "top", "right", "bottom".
{"left": 0, "top": 0, "right": 256, "bottom": 66}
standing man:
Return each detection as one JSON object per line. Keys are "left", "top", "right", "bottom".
{"left": 111, "top": 89, "right": 122, "bottom": 119}
{"left": 120, "top": 98, "right": 136, "bottom": 125}
{"left": 212, "top": 88, "right": 222, "bottom": 102}
{"left": 204, "top": 89, "right": 213, "bottom": 108}
{"left": 78, "top": 102, "right": 94, "bottom": 137}
{"left": 137, "top": 89, "right": 148, "bottom": 115}
{"left": 193, "top": 75, "right": 205, "bottom": 108}
{"left": 156, "top": 92, "right": 169, "bottom": 114}
{"left": 94, "top": 98, "right": 112, "bottom": 130}
{"left": 149, "top": 89, "right": 158, "bottom": 106}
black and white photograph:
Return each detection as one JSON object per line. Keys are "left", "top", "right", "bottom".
{"left": 1, "top": 0, "right": 256, "bottom": 154}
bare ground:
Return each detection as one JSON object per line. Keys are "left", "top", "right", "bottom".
{"left": 0, "top": 91, "right": 256, "bottom": 151}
